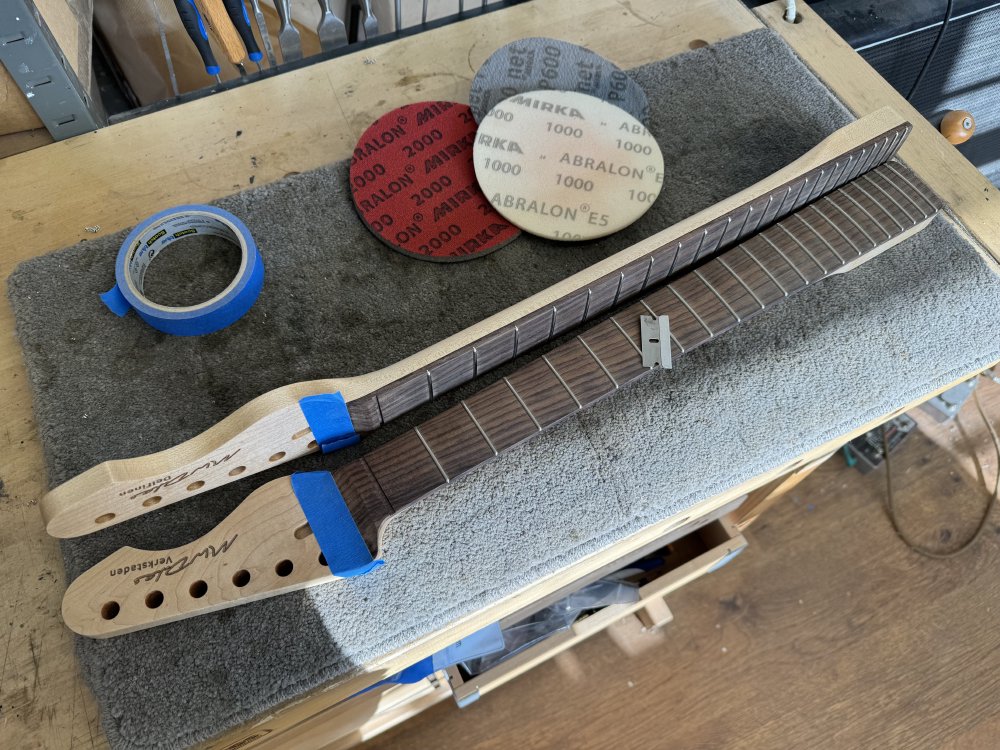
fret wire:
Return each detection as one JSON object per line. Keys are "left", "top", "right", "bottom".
{"left": 666, "top": 238, "right": 686, "bottom": 276}
{"left": 741, "top": 244, "right": 791, "bottom": 294}
{"left": 872, "top": 169, "right": 928, "bottom": 219}
{"left": 542, "top": 355, "right": 582, "bottom": 409}
{"left": 802, "top": 168, "right": 825, "bottom": 205}
{"left": 610, "top": 316, "right": 645, "bottom": 355}
{"left": 862, "top": 135, "right": 889, "bottom": 174}
{"left": 850, "top": 180, "right": 906, "bottom": 231}
{"left": 756, "top": 235, "right": 810, "bottom": 284}
{"left": 774, "top": 222, "right": 830, "bottom": 273}
{"left": 548, "top": 306, "right": 558, "bottom": 339}
{"left": 611, "top": 271, "right": 625, "bottom": 305}
{"left": 512, "top": 324, "right": 520, "bottom": 357}
{"left": 744, "top": 194, "right": 772, "bottom": 236}
{"left": 859, "top": 172, "right": 916, "bottom": 224}
{"left": 734, "top": 203, "right": 755, "bottom": 242}
{"left": 426, "top": 369, "right": 435, "bottom": 398}
{"left": 578, "top": 336, "right": 619, "bottom": 388}
{"left": 693, "top": 226, "right": 708, "bottom": 259}
{"left": 827, "top": 156, "right": 853, "bottom": 192}
{"left": 821, "top": 194, "right": 877, "bottom": 248}
{"left": 793, "top": 213, "right": 846, "bottom": 263}
{"left": 503, "top": 377, "right": 542, "bottom": 431}
{"left": 694, "top": 268, "right": 741, "bottom": 322}
{"left": 668, "top": 284, "right": 714, "bottom": 337}
{"left": 582, "top": 288, "right": 593, "bottom": 320}
{"left": 763, "top": 186, "right": 792, "bottom": 225}
{"left": 461, "top": 401, "right": 498, "bottom": 456}
{"left": 639, "top": 256, "right": 654, "bottom": 291}
{"left": 413, "top": 426, "right": 449, "bottom": 483}
{"left": 847, "top": 147, "right": 869, "bottom": 182}
{"left": 779, "top": 180, "right": 807, "bottom": 217}
{"left": 718, "top": 256, "right": 765, "bottom": 309}
{"left": 838, "top": 187, "right": 892, "bottom": 239}
{"left": 703, "top": 216, "right": 731, "bottom": 259}
{"left": 807, "top": 203, "right": 862, "bottom": 257}
{"left": 472, "top": 346, "right": 479, "bottom": 378}
{"left": 833, "top": 153, "right": 856, "bottom": 191}
{"left": 806, "top": 166, "right": 832, "bottom": 205}
{"left": 880, "top": 130, "right": 904, "bottom": 168}
{"left": 791, "top": 176, "right": 812, "bottom": 209}
{"left": 882, "top": 162, "right": 936, "bottom": 214}
{"left": 640, "top": 298, "right": 685, "bottom": 352}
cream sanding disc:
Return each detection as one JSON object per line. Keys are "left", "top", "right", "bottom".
{"left": 469, "top": 37, "right": 650, "bottom": 125}
{"left": 474, "top": 90, "right": 664, "bottom": 241}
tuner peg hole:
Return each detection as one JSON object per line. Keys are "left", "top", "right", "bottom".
{"left": 232, "top": 569, "right": 251, "bottom": 587}
{"left": 189, "top": 580, "right": 208, "bottom": 598}
{"left": 101, "top": 601, "right": 120, "bottom": 620}
{"left": 318, "top": 553, "right": 328, "bottom": 567}
{"left": 186, "top": 480, "right": 205, "bottom": 491}
{"left": 228, "top": 466, "right": 246, "bottom": 477}
{"left": 275, "top": 559, "right": 294, "bottom": 577}
{"left": 145, "top": 591, "right": 164, "bottom": 609}
{"left": 292, "top": 427, "right": 312, "bottom": 440}
{"left": 307, "top": 440, "right": 318, "bottom": 450}
{"left": 269, "top": 451, "right": 286, "bottom": 462}
{"left": 142, "top": 496, "right": 162, "bottom": 508}
{"left": 294, "top": 523, "right": 313, "bottom": 540}
{"left": 95, "top": 513, "right": 115, "bottom": 524}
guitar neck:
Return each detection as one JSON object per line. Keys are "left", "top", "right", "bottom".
{"left": 62, "top": 160, "right": 940, "bottom": 638}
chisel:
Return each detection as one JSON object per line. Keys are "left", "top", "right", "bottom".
{"left": 222, "top": 0, "right": 264, "bottom": 71}
{"left": 172, "top": 0, "right": 222, "bottom": 84}
{"left": 359, "top": 0, "right": 378, "bottom": 39}
{"left": 196, "top": 0, "right": 252, "bottom": 76}
{"left": 248, "top": 0, "right": 278, "bottom": 68}
{"left": 275, "top": 0, "right": 302, "bottom": 62}
{"left": 317, "top": 0, "right": 348, "bottom": 50}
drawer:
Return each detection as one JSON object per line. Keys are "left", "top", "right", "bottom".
{"left": 445, "top": 518, "right": 747, "bottom": 706}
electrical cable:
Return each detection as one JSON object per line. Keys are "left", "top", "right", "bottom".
{"left": 881, "top": 372, "right": 1000, "bottom": 558}
{"left": 906, "top": 0, "right": 956, "bottom": 102}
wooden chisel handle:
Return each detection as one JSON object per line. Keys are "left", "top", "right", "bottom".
{"left": 196, "top": 0, "right": 249, "bottom": 66}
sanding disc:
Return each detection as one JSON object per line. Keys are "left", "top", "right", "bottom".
{"left": 469, "top": 37, "right": 650, "bottom": 125}
{"left": 350, "top": 101, "right": 520, "bottom": 261}
{"left": 474, "top": 90, "right": 664, "bottom": 241}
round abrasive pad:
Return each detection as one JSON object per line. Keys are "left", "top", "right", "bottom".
{"left": 350, "top": 101, "right": 520, "bottom": 262}
{"left": 469, "top": 37, "right": 649, "bottom": 125}
{"left": 474, "top": 90, "right": 664, "bottom": 241}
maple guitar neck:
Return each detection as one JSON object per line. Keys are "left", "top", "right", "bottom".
{"left": 62, "top": 159, "right": 941, "bottom": 637}
{"left": 43, "top": 109, "right": 914, "bottom": 539}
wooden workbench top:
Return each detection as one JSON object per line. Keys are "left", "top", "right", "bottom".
{"left": 1, "top": 2, "right": 997, "bottom": 748}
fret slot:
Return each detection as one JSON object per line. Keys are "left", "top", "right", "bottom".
{"left": 331, "top": 461, "right": 394, "bottom": 553}
{"left": 366, "top": 430, "right": 445, "bottom": 510}
{"left": 505, "top": 357, "right": 579, "bottom": 428}
{"left": 544, "top": 338, "right": 616, "bottom": 407}
{"left": 585, "top": 272, "right": 625, "bottom": 320}
{"left": 464, "top": 380, "right": 541, "bottom": 453}
{"left": 578, "top": 319, "right": 648, "bottom": 386}
{"left": 376, "top": 371, "right": 431, "bottom": 422}
{"left": 552, "top": 291, "right": 590, "bottom": 335}
{"left": 346, "top": 396, "right": 382, "bottom": 432}
{"left": 427, "top": 349, "right": 475, "bottom": 397}
{"left": 417, "top": 406, "right": 496, "bottom": 482}
{"left": 703, "top": 256, "right": 765, "bottom": 318}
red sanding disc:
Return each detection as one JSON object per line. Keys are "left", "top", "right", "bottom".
{"left": 350, "top": 101, "right": 521, "bottom": 262}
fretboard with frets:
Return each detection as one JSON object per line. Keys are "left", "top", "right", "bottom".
{"left": 62, "top": 155, "right": 942, "bottom": 639}
{"left": 341, "top": 159, "right": 940, "bottom": 554}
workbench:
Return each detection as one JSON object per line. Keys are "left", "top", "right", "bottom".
{"left": 2, "top": 1, "right": 999, "bottom": 748}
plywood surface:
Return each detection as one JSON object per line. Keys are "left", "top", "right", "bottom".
{"left": 0, "top": 1, "right": 996, "bottom": 748}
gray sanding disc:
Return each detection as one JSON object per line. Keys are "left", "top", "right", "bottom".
{"left": 474, "top": 90, "right": 664, "bottom": 241}
{"left": 469, "top": 37, "right": 650, "bottom": 124}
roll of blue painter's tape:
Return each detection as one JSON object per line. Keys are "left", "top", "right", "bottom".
{"left": 99, "top": 205, "right": 264, "bottom": 336}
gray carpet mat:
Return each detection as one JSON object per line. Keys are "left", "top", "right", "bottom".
{"left": 8, "top": 29, "right": 1000, "bottom": 750}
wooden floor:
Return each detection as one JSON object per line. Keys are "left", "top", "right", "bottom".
{"left": 366, "top": 376, "right": 1000, "bottom": 750}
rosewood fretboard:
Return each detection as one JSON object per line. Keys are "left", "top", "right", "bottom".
{"left": 337, "top": 160, "right": 940, "bottom": 553}
{"left": 347, "top": 124, "right": 912, "bottom": 431}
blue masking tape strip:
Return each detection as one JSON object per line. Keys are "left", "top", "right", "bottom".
{"left": 100, "top": 205, "right": 264, "bottom": 336}
{"left": 299, "top": 393, "right": 360, "bottom": 452}
{"left": 290, "top": 471, "right": 383, "bottom": 578}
